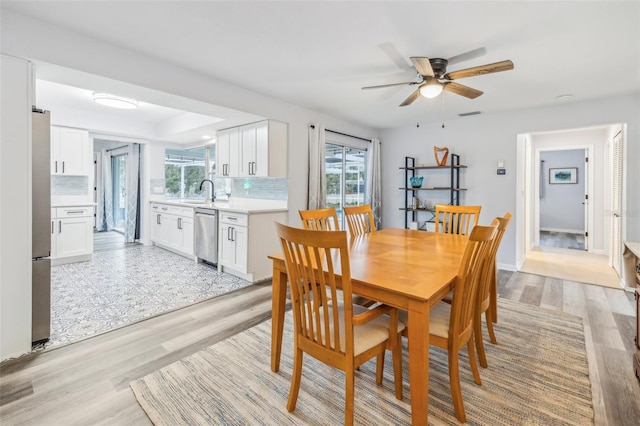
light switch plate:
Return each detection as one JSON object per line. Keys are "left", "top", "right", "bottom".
{"left": 497, "top": 168, "right": 506, "bottom": 175}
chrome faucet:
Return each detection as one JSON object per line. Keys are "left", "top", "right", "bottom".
{"left": 199, "top": 179, "right": 215, "bottom": 202}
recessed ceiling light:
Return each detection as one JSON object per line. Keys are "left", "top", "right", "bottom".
{"left": 92, "top": 92, "right": 138, "bottom": 109}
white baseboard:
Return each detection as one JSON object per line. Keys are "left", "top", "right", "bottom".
{"left": 540, "top": 227, "right": 584, "bottom": 234}
{"left": 498, "top": 262, "right": 517, "bottom": 272}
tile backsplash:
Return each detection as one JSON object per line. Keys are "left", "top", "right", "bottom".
{"left": 51, "top": 175, "right": 89, "bottom": 196}
{"left": 215, "top": 177, "right": 288, "bottom": 201}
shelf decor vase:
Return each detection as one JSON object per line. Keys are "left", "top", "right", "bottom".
{"left": 410, "top": 176, "right": 423, "bottom": 188}
{"left": 434, "top": 146, "right": 449, "bottom": 166}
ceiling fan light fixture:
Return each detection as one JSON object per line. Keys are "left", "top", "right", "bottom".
{"left": 419, "top": 80, "right": 443, "bottom": 99}
{"left": 92, "top": 92, "right": 138, "bottom": 109}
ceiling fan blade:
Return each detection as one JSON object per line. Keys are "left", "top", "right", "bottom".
{"left": 362, "top": 81, "right": 418, "bottom": 90}
{"left": 445, "top": 60, "right": 514, "bottom": 80}
{"left": 400, "top": 87, "right": 422, "bottom": 106}
{"left": 410, "top": 57, "right": 435, "bottom": 77}
{"left": 378, "top": 42, "right": 412, "bottom": 70}
{"left": 443, "top": 82, "right": 483, "bottom": 99}
{"left": 447, "top": 47, "right": 487, "bottom": 66}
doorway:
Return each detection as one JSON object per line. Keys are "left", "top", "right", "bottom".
{"left": 112, "top": 153, "right": 127, "bottom": 233}
{"left": 516, "top": 124, "right": 625, "bottom": 288}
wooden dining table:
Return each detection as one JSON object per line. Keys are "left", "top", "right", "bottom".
{"left": 268, "top": 227, "right": 469, "bottom": 425}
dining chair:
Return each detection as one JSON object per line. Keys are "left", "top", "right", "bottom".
{"left": 434, "top": 204, "right": 481, "bottom": 235}
{"left": 299, "top": 207, "right": 340, "bottom": 231}
{"left": 275, "top": 223, "right": 404, "bottom": 425}
{"left": 474, "top": 213, "right": 512, "bottom": 368}
{"left": 399, "top": 222, "right": 498, "bottom": 423}
{"left": 343, "top": 204, "right": 376, "bottom": 237}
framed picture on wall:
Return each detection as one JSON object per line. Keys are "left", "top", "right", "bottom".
{"left": 549, "top": 167, "right": 578, "bottom": 184}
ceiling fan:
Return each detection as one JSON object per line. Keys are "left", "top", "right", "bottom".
{"left": 362, "top": 50, "right": 514, "bottom": 106}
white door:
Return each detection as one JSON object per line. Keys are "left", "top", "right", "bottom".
{"left": 56, "top": 217, "right": 92, "bottom": 257}
{"left": 583, "top": 151, "right": 589, "bottom": 251}
{"left": 611, "top": 131, "right": 623, "bottom": 275}
{"left": 219, "top": 223, "right": 236, "bottom": 266}
{"left": 241, "top": 124, "right": 257, "bottom": 176}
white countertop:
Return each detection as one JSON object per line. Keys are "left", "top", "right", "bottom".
{"left": 150, "top": 198, "right": 288, "bottom": 214}
{"left": 52, "top": 202, "right": 97, "bottom": 207}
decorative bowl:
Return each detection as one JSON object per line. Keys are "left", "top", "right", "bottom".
{"left": 409, "top": 176, "right": 423, "bottom": 188}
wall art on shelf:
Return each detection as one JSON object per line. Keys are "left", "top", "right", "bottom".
{"left": 549, "top": 167, "right": 577, "bottom": 184}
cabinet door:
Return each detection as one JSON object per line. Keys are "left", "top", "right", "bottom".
{"left": 232, "top": 225, "right": 248, "bottom": 271}
{"left": 253, "top": 122, "right": 269, "bottom": 177}
{"left": 151, "top": 212, "right": 162, "bottom": 243}
{"left": 216, "top": 128, "right": 239, "bottom": 177}
{"left": 54, "top": 127, "right": 90, "bottom": 175}
{"left": 50, "top": 220, "right": 58, "bottom": 259}
{"left": 175, "top": 216, "right": 194, "bottom": 255}
{"left": 56, "top": 217, "right": 92, "bottom": 258}
{"left": 219, "top": 223, "right": 236, "bottom": 266}
{"left": 240, "top": 124, "right": 257, "bottom": 176}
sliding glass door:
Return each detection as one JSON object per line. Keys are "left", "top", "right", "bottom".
{"left": 112, "top": 154, "right": 127, "bottom": 233}
{"left": 325, "top": 143, "right": 366, "bottom": 228}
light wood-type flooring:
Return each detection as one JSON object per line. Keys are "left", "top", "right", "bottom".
{"left": 93, "top": 230, "right": 140, "bottom": 252}
{"left": 1, "top": 273, "right": 638, "bottom": 425}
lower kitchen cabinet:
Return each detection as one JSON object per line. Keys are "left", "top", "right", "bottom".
{"left": 150, "top": 203, "right": 195, "bottom": 258}
{"left": 218, "top": 210, "right": 287, "bottom": 282}
{"left": 51, "top": 206, "right": 93, "bottom": 265}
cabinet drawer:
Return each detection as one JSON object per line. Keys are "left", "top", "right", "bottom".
{"left": 220, "top": 211, "right": 248, "bottom": 227}
{"left": 56, "top": 206, "right": 93, "bottom": 218}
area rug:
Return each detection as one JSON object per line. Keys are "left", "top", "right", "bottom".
{"left": 130, "top": 299, "right": 594, "bottom": 425}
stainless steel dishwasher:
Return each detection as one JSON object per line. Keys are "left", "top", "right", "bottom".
{"left": 195, "top": 207, "right": 218, "bottom": 265}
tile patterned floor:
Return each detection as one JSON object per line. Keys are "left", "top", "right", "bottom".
{"left": 47, "top": 246, "right": 252, "bottom": 348}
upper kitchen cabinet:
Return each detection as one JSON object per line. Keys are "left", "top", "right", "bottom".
{"left": 51, "top": 126, "right": 91, "bottom": 175}
{"left": 216, "top": 120, "right": 288, "bottom": 178}
{"left": 240, "top": 120, "right": 287, "bottom": 177}
{"left": 216, "top": 127, "right": 240, "bottom": 177}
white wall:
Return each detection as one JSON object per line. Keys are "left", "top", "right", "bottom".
{"left": 1, "top": 55, "right": 33, "bottom": 360}
{"left": 539, "top": 150, "right": 585, "bottom": 233}
{"left": 380, "top": 93, "right": 639, "bottom": 269}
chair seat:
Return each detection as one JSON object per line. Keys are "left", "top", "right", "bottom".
{"left": 398, "top": 302, "right": 451, "bottom": 339}
{"left": 309, "top": 303, "right": 405, "bottom": 356}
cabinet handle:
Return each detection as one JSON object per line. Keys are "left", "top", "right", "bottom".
{"left": 161, "top": 207, "right": 168, "bottom": 211}
{"left": 230, "top": 227, "right": 235, "bottom": 242}
{"left": 55, "top": 161, "right": 58, "bottom": 173}
{"left": 59, "top": 220, "right": 62, "bottom": 234}
{"left": 51, "top": 221, "right": 54, "bottom": 234}
{"left": 157, "top": 214, "right": 161, "bottom": 225}
{"left": 66, "top": 210, "right": 84, "bottom": 215}
{"left": 178, "top": 217, "right": 182, "bottom": 230}
{"left": 252, "top": 161, "right": 257, "bottom": 175}
{"left": 227, "top": 226, "right": 231, "bottom": 240}
{"left": 62, "top": 161, "right": 65, "bottom": 173}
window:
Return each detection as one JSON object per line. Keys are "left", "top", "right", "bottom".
{"left": 165, "top": 148, "right": 206, "bottom": 199}
{"left": 325, "top": 142, "right": 367, "bottom": 227}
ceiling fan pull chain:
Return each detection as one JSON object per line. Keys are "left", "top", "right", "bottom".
{"left": 441, "top": 92, "right": 446, "bottom": 129}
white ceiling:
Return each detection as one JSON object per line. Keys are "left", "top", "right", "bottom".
{"left": 5, "top": 1, "right": 640, "bottom": 135}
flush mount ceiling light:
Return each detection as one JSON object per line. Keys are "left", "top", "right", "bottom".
{"left": 419, "top": 78, "right": 443, "bottom": 99}
{"left": 92, "top": 92, "right": 138, "bottom": 109}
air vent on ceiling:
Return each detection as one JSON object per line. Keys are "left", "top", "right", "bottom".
{"left": 458, "top": 111, "right": 482, "bottom": 117}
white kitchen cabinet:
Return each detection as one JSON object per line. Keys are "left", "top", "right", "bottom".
{"left": 51, "top": 126, "right": 91, "bottom": 175}
{"left": 216, "top": 127, "right": 239, "bottom": 177}
{"left": 51, "top": 206, "right": 94, "bottom": 265}
{"left": 219, "top": 212, "right": 249, "bottom": 273}
{"left": 240, "top": 120, "right": 287, "bottom": 177}
{"left": 150, "top": 203, "right": 195, "bottom": 258}
{"left": 217, "top": 120, "right": 288, "bottom": 178}
{"left": 217, "top": 209, "right": 287, "bottom": 282}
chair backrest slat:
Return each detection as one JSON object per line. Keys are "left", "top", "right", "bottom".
{"left": 344, "top": 204, "right": 376, "bottom": 237}
{"left": 299, "top": 207, "right": 340, "bottom": 231}
{"left": 477, "top": 213, "right": 512, "bottom": 309}
{"left": 435, "top": 205, "right": 481, "bottom": 235}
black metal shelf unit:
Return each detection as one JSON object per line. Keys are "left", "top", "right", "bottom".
{"left": 399, "top": 154, "right": 467, "bottom": 229}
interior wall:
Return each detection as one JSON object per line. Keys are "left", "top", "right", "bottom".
{"left": 539, "top": 149, "right": 585, "bottom": 233}
{"left": 1, "top": 55, "right": 33, "bottom": 361}
{"left": 380, "top": 93, "right": 639, "bottom": 269}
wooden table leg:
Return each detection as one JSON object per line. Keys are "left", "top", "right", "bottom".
{"left": 408, "top": 306, "right": 429, "bottom": 426}
{"left": 271, "top": 265, "right": 287, "bottom": 372}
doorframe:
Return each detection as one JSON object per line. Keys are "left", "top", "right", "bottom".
{"left": 533, "top": 145, "right": 594, "bottom": 251}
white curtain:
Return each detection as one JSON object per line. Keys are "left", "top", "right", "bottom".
{"left": 97, "top": 149, "right": 114, "bottom": 231}
{"left": 307, "top": 124, "right": 326, "bottom": 209}
{"left": 366, "top": 138, "right": 382, "bottom": 229}
{"left": 124, "top": 144, "right": 140, "bottom": 242}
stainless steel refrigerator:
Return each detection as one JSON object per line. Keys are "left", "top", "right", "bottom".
{"left": 32, "top": 108, "right": 51, "bottom": 344}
